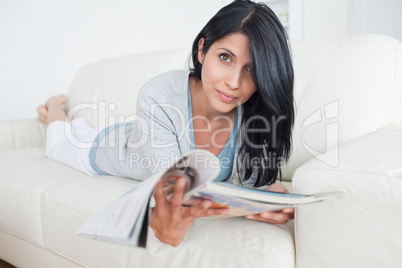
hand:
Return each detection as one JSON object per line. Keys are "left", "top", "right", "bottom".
{"left": 150, "top": 177, "right": 228, "bottom": 247}
{"left": 245, "top": 182, "right": 294, "bottom": 224}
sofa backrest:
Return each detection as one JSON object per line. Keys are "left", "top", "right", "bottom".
{"left": 66, "top": 47, "right": 191, "bottom": 127}
{"left": 283, "top": 34, "right": 402, "bottom": 179}
{"left": 66, "top": 35, "right": 402, "bottom": 181}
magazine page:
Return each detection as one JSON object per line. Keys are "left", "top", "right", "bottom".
{"left": 159, "top": 150, "right": 220, "bottom": 199}
{"left": 205, "top": 183, "right": 343, "bottom": 205}
{"left": 75, "top": 169, "right": 163, "bottom": 247}
{"left": 183, "top": 189, "right": 297, "bottom": 218}
{"left": 182, "top": 185, "right": 343, "bottom": 218}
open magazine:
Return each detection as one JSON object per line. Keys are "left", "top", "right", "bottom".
{"left": 76, "top": 149, "right": 343, "bottom": 248}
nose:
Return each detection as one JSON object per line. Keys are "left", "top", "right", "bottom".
{"left": 225, "top": 68, "right": 241, "bottom": 90}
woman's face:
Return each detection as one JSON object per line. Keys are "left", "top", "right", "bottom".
{"left": 198, "top": 33, "right": 257, "bottom": 114}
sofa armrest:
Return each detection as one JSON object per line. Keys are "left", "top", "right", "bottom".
{"left": 292, "top": 123, "right": 402, "bottom": 268}
{"left": 0, "top": 118, "right": 46, "bottom": 150}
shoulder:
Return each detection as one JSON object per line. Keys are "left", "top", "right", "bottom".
{"left": 138, "top": 70, "right": 189, "bottom": 100}
{"left": 147, "top": 69, "right": 189, "bottom": 84}
{"left": 135, "top": 69, "right": 190, "bottom": 113}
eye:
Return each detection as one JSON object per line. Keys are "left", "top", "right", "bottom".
{"left": 219, "top": 54, "right": 231, "bottom": 63}
{"left": 245, "top": 66, "right": 253, "bottom": 72}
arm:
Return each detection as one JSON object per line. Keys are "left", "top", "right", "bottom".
{"left": 90, "top": 72, "right": 186, "bottom": 179}
{"left": 126, "top": 75, "right": 186, "bottom": 178}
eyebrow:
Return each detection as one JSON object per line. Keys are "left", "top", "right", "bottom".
{"left": 217, "top": 48, "right": 236, "bottom": 57}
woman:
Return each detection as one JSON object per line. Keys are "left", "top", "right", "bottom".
{"left": 37, "top": 0, "right": 295, "bottom": 247}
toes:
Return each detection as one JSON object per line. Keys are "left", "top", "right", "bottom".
{"left": 55, "top": 94, "right": 68, "bottom": 104}
{"left": 46, "top": 94, "right": 68, "bottom": 107}
{"left": 37, "top": 105, "right": 48, "bottom": 114}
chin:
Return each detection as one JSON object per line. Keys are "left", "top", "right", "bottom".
{"left": 213, "top": 103, "right": 237, "bottom": 114}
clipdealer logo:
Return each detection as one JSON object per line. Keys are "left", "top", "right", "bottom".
{"left": 301, "top": 100, "right": 339, "bottom": 167}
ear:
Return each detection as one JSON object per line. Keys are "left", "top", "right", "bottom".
{"left": 197, "top": 38, "right": 205, "bottom": 64}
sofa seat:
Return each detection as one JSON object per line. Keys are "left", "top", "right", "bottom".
{"left": 0, "top": 145, "right": 295, "bottom": 268}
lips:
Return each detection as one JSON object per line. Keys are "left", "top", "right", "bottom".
{"left": 216, "top": 89, "right": 238, "bottom": 102}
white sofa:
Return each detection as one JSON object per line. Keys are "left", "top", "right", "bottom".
{"left": 1, "top": 34, "right": 401, "bottom": 268}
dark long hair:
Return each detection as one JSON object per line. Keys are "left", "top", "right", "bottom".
{"left": 190, "top": 0, "right": 294, "bottom": 187}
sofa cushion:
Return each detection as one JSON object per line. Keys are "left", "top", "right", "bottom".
{"left": 42, "top": 176, "right": 139, "bottom": 267}
{"left": 0, "top": 148, "right": 83, "bottom": 246}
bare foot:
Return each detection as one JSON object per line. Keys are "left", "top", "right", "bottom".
{"left": 36, "top": 105, "right": 48, "bottom": 124}
{"left": 36, "top": 95, "right": 69, "bottom": 125}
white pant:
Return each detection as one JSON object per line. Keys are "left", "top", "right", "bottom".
{"left": 46, "top": 118, "right": 98, "bottom": 176}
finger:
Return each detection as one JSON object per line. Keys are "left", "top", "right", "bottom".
{"left": 251, "top": 216, "right": 287, "bottom": 224}
{"left": 245, "top": 214, "right": 287, "bottom": 224}
{"left": 284, "top": 208, "right": 295, "bottom": 220}
{"left": 170, "top": 178, "right": 186, "bottom": 208}
{"left": 262, "top": 211, "right": 292, "bottom": 222}
{"left": 282, "top": 207, "right": 294, "bottom": 213}
{"left": 202, "top": 207, "right": 229, "bottom": 217}
{"left": 153, "top": 179, "right": 168, "bottom": 206}
{"left": 266, "top": 182, "right": 289, "bottom": 193}
{"left": 188, "top": 200, "right": 213, "bottom": 216}
{"left": 246, "top": 211, "right": 290, "bottom": 224}
{"left": 192, "top": 206, "right": 229, "bottom": 219}
{"left": 282, "top": 207, "right": 295, "bottom": 219}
